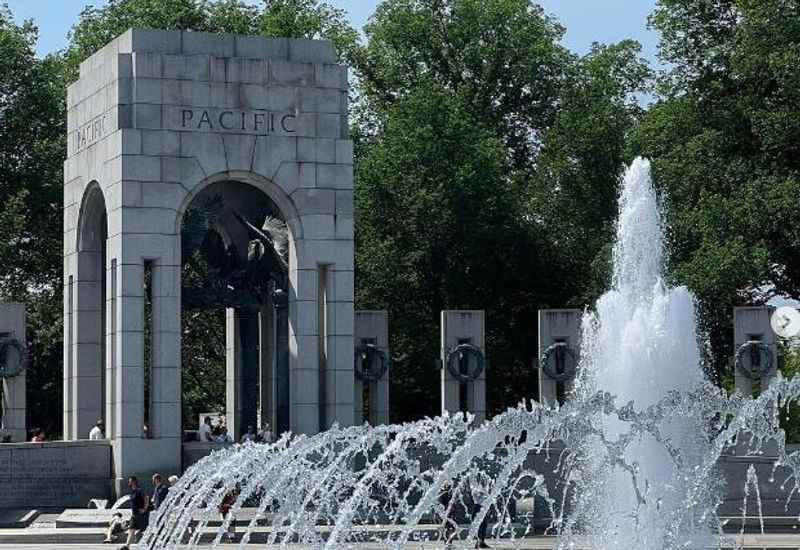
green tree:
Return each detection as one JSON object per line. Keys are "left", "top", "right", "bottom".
{"left": 632, "top": 0, "right": 800, "bottom": 378}
{"left": 0, "top": 6, "right": 67, "bottom": 437}
{"left": 354, "top": 0, "right": 649, "bottom": 420}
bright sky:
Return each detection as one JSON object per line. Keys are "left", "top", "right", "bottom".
{"left": 7, "top": 0, "right": 661, "bottom": 66}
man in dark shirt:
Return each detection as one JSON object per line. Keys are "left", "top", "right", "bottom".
{"left": 150, "top": 473, "right": 169, "bottom": 511}
{"left": 119, "top": 476, "right": 148, "bottom": 550}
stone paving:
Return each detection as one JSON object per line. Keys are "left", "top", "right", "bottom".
{"left": 5, "top": 535, "right": 800, "bottom": 549}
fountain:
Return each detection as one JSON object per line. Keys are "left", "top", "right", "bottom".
{"left": 141, "top": 159, "right": 800, "bottom": 549}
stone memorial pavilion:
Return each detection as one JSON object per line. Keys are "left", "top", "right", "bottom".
{"left": 63, "top": 28, "right": 355, "bottom": 490}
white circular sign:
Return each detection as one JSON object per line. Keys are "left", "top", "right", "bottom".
{"left": 771, "top": 306, "right": 800, "bottom": 338}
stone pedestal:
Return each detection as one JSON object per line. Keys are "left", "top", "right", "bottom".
{"left": 63, "top": 28, "right": 355, "bottom": 488}
{"left": 354, "top": 310, "right": 390, "bottom": 425}
{"left": 440, "top": 310, "right": 486, "bottom": 423}
{"left": 0, "top": 303, "right": 26, "bottom": 442}
{"left": 537, "top": 309, "right": 581, "bottom": 406}
{"left": 733, "top": 306, "right": 776, "bottom": 395}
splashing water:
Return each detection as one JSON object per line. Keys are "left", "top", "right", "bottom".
{"left": 142, "top": 159, "right": 800, "bottom": 549}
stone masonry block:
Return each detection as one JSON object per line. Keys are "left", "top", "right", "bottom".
{"left": 291, "top": 188, "right": 335, "bottom": 215}
{"left": 134, "top": 78, "right": 162, "bottom": 104}
{"left": 251, "top": 135, "right": 296, "bottom": 179}
{"left": 274, "top": 162, "right": 315, "bottom": 196}
{"left": 132, "top": 52, "right": 162, "bottom": 78}
{"left": 122, "top": 29, "right": 182, "bottom": 54}
{"left": 210, "top": 57, "right": 227, "bottom": 82}
{"left": 317, "top": 164, "right": 352, "bottom": 189}
{"left": 210, "top": 83, "right": 239, "bottom": 108}
{"left": 235, "top": 35, "right": 288, "bottom": 59}
{"left": 161, "top": 157, "right": 205, "bottom": 186}
{"left": 180, "top": 133, "right": 227, "bottom": 176}
{"left": 162, "top": 54, "right": 211, "bottom": 81}
{"left": 181, "top": 31, "right": 235, "bottom": 58}
{"left": 300, "top": 214, "right": 335, "bottom": 239}
{"left": 222, "top": 134, "right": 257, "bottom": 172}
{"left": 288, "top": 39, "right": 336, "bottom": 64}
{"left": 122, "top": 155, "right": 161, "bottom": 182}
{"left": 133, "top": 103, "right": 162, "bottom": 129}
{"left": 121, "top": 207, "right": 176, "bottom": 235}
{"left": 141, "top": 182, "right": 185, "bottom": 210}
{"left": 289, "top": 269, "right": 318, "bottom": 302}
{"left": 317, "top": 114, "right": 341, "bottom": 139}
{"left": 300, "top": 88, "right": 343, "bottom": 114}
{"left": 162, "top": 80, "right": 211, "bottom": 106}
{"left": 141, "top": 130, "right": 180, "bottom": 156}
{"left": 316, "top": 139, "right": 336, "bottom": 163}
{"left": 265, "top": 86, "right": 298, "bottom": 112}
{"left": 333, "top": 270, "right": 355, "bottom": 302}
{"left": 240, "top": 85, "right": 268, "bottom": 109}
{"left": 335, "top": 140, "right": 353, "bottom": 165}
{"left": 315, "top": 64, "right": 347, "bottom": 89}
{"left": 227, "top": 58, "right": 267, "bottom": 84}
{"left": 270, "top": 60, "right": 314, "bottom": 87}
{"left": 335, "top": 190, "right": 353, "bottom": 215}
{"left": 335, "top": 215, "right": 354, "bottom": 240}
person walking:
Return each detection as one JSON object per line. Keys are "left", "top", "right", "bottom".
{"left": 119, "top": 476, "right": 148, "bottom": 550}
{"left": 89, "top": 419, "right": 104, "bottom": 440}
{"left": 218, "top": 488, "right": 238, "bottom": 542}
{"left": 439, "top": 480, "right": 458, "bottom": 549}
{"left": 469, "top": 471, "right": 490, "bottom": 549}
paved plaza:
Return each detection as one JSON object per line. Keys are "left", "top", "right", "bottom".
{"left": 0, "top": 535, "right": 800, "bottom": 550}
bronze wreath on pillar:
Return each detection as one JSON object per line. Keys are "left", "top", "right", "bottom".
{"left": 734, "top": 340, "right": 775, "bottom": 380}
{"left": 354, "top": 343, "right": 389, "bottom": 382}
{"left": 0, "top": 337, "right": 26, "bottom": 378}
{"left": 540, "top": 342, "right": 578, "bottom": 383}
{"left": 445, "top": 343, "right": 485, "bottom": 383}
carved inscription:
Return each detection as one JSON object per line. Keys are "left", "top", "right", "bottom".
{"left": 0, "top": 444, "right": 111, "bottom": 507}
{"left": 72, "top": 112, "right": 110, "bottom": 154}
{"left": 0, "top": 478, "right": 109, "bottom": 507}
{"left": 163, "top": 106, "right": 299, "bottom": 136}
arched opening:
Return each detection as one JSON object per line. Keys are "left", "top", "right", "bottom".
{"left": 180, "top": 180, "right": 290, "bottom": 442}
{"left": 72, "top": 183, "right": 108, "bottom": 439}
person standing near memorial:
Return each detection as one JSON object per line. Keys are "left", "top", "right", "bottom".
{"left": 198, "top": 416, "right": 213, "bottom": 442}
{"left": 89, "top": 419, "right": 104, "bottom": 440}
{"left": 119, "top": 476, "right": 148, "bottom": 550}
{"left": 150, "top": 473, "right": 169, "bottom": 511}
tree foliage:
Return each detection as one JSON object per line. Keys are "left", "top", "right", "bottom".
{"left": 0, "top": 7, "right": 67, "bottom": 437}
{"left": 632, "top": 0, "right": 800, "bottom": 378}
{"left": 354, "top": 0, "right": 648, "bottom": 420}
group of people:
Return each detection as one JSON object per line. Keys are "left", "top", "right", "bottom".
{"left": 104, "top": 473, "right": 177, "bottom": 548}
{"left": 28, "top": 427, "right": 46, "bottom": 441}
{"left": 197, "top": 416, "right": 272, "bottom": 444}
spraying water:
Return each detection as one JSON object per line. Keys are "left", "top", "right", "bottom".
{"left": 141, "top": 159, "right": 800, "bottom": 549}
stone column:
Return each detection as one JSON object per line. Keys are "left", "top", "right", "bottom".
{"left": 149, "top": 263, "right": 182, "bottom": 447}
{"left": 107, "top": 234, "right": 183, "bottom": 496}
{"left": 226, "top": 308, "right": 260, "bottom": 440}
{"left": 440, "top": 310, "right": 486, "bottom": 423}
{"left": 354, "top": 310, "right": 390, "bottom": 425}
{"left": 734, "top": 306, "right": 777, "bottom": 395}
{"left": 321, "top": 267, "right": 355, "bottom": 430}
{"left": 0, "top": 303, "right": 26, "bottom": 442}
{"left": 258, "top": 301, "right": 275, "bottom": 436}
{"left": 537, "top": 309, "right": 582, "bottom": 406}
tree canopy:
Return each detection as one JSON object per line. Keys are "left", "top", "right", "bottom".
{"left": 3, "top": 0, "right": 797, "bottom": 433}
{"left": 632, "top": 0, "right": 800, "bottom": 377}
{"left": 354, "top": 0, "right": 648, "bottom": 418}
